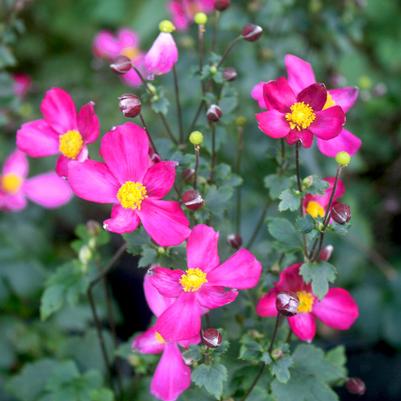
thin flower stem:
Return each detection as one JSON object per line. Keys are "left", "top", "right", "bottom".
{"left": 139, "top": 113, "right": 158, "bottom": 153}
{"left": 211, "top": 11, "right": 220, "bottom": 52}
{"left": 235, "top": 126, "right": 244, "bottom": 234}
{"left": 198, "top": 24, "right": 206, "bottom": 96}
{"left": 172, "top": 65, "right": 184, "bottom": 144}
{"left": 210, "top": 123, "right": 217, "bottom": 182}
{"left": 239, "top": 363, "right": 266, "bottom": 401}
{"left": 188, "top": 100, "right": 205, "bottom": 135}
{"left": 217, "top": 35, "right": 242, "bottom": 68}
{"left": 194, "top": 145, "right": 200, "bottom": 191}
{"left": 246, "top": 200, "right": 269, "bottom": 249}
{"left": 268, "top": 314, "right": 282, "bottom": 353}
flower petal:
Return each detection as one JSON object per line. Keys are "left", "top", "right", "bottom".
{"left": 93, "top": 31, "right": 120, "bottom": 59}
{"left": 144, "top": 272, "right": 175, "bottom": 317}
{"left": 103, "top": 204, "right": 140, "bottom": 234}
{"left": 132, "top": 326, "right": 165, "bottom": 355}
{"left": 143, "top": 161, "right": 177, "bottom": 199}
{"left": 68, "top": 160, "right": 119, "bottom": 203}
{"left": 328, "top": 87, "right": 359, "bottom": 113}
{"left": 251, "top": 81, "right": 268, "bottom": 109}
{"left": 148, "top": 266, "right": 183, "bottom": 298}
{"left": 207, "top": 249, "right": 262, "bottom": 289}
{"left": 288, "top": 313, "right": 316, "bottom": 342}
{"left": 285, "top": 54, "right": 316, "bottom": 94}
{"left": 309, "top": 106, "right": 345, "bottom": 140}
{"left": 275, "top": 263, "right": 306, "bottom": 292}
{"left": 145, "top": 32, "right": 178, "bottom": 76}
{"left": 17, "top": 119, "right": 60, "bottom": 157}
{"left": 40, "top": 88, "right": 77, "bottom": 133}
{"left": 151, "top": 343, "right": 191, "bottom": 401}
{"left": 100, "top": 122, "right": 149, "bottom": 184}
{"left": 196, "top": 285, "right": 238, "bottom": 309}
{"left": 256, "top": 110, "right": 289, "bottom": 139}
{"left": 286, "top": 129, "right": 314, "bottom": 148}
{"left": 263, "top": 77, "right": 296, "bottom": 112}
{"left": 2, "top": 150, "right": 28, "bottom": 178}
{"left": 118, "top": 28, "right": 140, "bottom": 49}
{"left": 256, "top": 289, "right": 279, "bottom": 317}
{"left": 138, "top": 198, "right": 190, "bottom": 247}
{"left": 186, "top": 224, "right": 220, "bottom": 273}
{"left": 78, "top": 102, "right": 100, "bottom": 143}
{"left": 24, "top": 172, "right": 73, "bottom": 208}
{"left": 122, "top": 66, "right": 144, "bottom": 87}
{"left": 297, "top": 83, "right": 327, "bottom": 111}
{"left": 316, "top": 129, "right": 361, "bottom": 158}
{"left": 312, "top": 288, "right": 359, "bottom": 330}
{"left": 0, "top": 192, "right": 27, "bottom": 211}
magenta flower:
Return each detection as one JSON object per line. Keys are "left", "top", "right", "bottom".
{"left": 0, "top": 150, "right": 72, "bottom": 212}
{"left": 133, "top": 274, "right": 198, "bottom": 401}
{"left": 67, "top": 122, "right": 190, "bottom": 246}
{"left": 256, "top": 264, "right": 359, "bottom": 342}
{"left": 16, "top": 88, "right": 100, "bottom": 177}
{"left": 168, "top": 0, "right": 215, "bottom": 30}
{"left": 148, "top": 224, "right": 262, "bottom": 341}
{"left": 303, "top": 177, "right": 345, "bottom": 219}
{"left": 256, "top": 77, "right": 345, "bottom": 148}
{"left": 12, "top": 73, "right": 32, "bottom": 98}
{"left": 93, "top": 28, "right": 146, "bottom": 87}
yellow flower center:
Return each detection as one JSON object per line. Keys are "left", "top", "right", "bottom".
{"left": 1, "top": 173, "right": 23, "bottom": 194}
{"left": 121, "top": 47, "right": 140, "bottom": 60}
{"left": 154, "top": 331, "right": 166, "bottom": 344}
{"left": 59, "top": 130, "right": 84, "bottom": 159}
{"left": 180, "top": 268, "right": 207, "bottom": 292}
{"left": 296, "top": 291, "right": 314, "bottom": 313}
{"left": 285, "top": 102, "right": 316, "bottom": 131}
{"left": 306, "top": 201, "right": 325, "bottom": 219}
{"left": 323, "top": 93, "right": 336, "bottom": 110}
{"left": 117, "top": 181, "right": 147, "bottom": 210}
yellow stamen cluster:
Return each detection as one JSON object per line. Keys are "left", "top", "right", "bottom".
{"left": 323, "top": 93, "right": 336, "bottom": 110}
{"left": 296, "top": 291, "right": 314, "bottom": 313}
{"left": 1, "top": 173, "right": 23, "bottom": 194}
{"left": 285, "top": 102, "right": 316, "bottom": 131}
{"left": 154, "top": 331, "right": 166, "bottom": 344}
{"left": 117, "top": 181, "right": 147, "bottom": 210}
{"left": 59, "top": 130, "right": 84, "bottom": 159}
{"left": 306, "top": 201, "right": 325, "bottom": 219}
{"left": 121, "top": 47, "right": 139, "bottom": 60}
{"left": 180, "top": 268, "right": 207, "bottom": 292}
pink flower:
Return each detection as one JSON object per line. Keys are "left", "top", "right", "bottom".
{"left": 16, "top": 88, "right": 100, "bottom": 177}
{"left": 67, "top": 122, "right": 190, "bottom": 246}
{"left": 148, "top": 224, "right": 262, "bottom": 341}
{"left": 256, "top": 264, "right": 359, "bottom": 342}
{"left": 93, "top": 28, "right": 146, "bottom": 87}
{"left": 13, "top": 73, "right": 32, "bottom": 98}
{"left": 132, "top": 274, "right": 198, "bottom": 401}
{"left": 256, "top": 77, "right": 345, "bottom": 148}
{"left": 0, "top": 150, "right": 72, "bottom": 212}
{"left": 303, "top": 177, "right": 345, "bottom": 219}
{"left": 168, "top": 0, "right": 215, "bottom": 30}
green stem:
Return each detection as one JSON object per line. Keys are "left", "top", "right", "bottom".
{"left": 217, "top": 35, "right": 242, "bottom": 68}
{"left": 235, "top": 126, "right": 244, "bottom": 234}
{"left": 210, "top": 123, "right": 217, "bottom": 182}
{"left": 194, "top": 145, "right": 200, "bottom": 191}
{"left": 246, "top": 201, "right": 269, "bottom": 249}
{"left": 172, "top": 65, "right": 184, "bottom": 144}
{"left": 239, "top": 363, "right": 265, "bottom": 401}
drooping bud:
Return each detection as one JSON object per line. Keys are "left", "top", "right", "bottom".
{"left": 223, "top": 67, "right": 237, "bottom": 81}
{"left": 331, "top": 203, "right": 351, "bottom": 225}
{"left": 335, "top": 151, "right": 351, "bottom": 167}
{"left": 182, "top": 189, "right": 204, "bottom": 211}
{"left": 110, "top": 55, "right": 132, "bottom": 74}
{"left": 207, "top": 104, "right": 223, "bottom": 122}
{"left": 345, "top": 377, "right": 366, "bottom": 395}
{"left": 241, "top": 24, "right": 263, "bottom": 42}
{"left": 319, "top": 245, "right": 334, "bottom": 261}
{"left": 118, "top": 93, "right": 141, "bottom": 118}
{"left": 227, "top": 233, "right": 242, "bottom": 249}
{"left": 182, "top": 168, "right": 195, "bottom": 183}
{"left": 215, "top": 0, "right": 231, "bottom": 11}
{"left": 194, "top": 12, "right": 208, "bottom": 25}
{"left": 202, "top": 328, "right": 222, "bottom": 348}
{"left": 189, "top": 130, "right": 204, "bottom": 146}
{"left": 276, "top": 292, "right": 299, "bottom": 316}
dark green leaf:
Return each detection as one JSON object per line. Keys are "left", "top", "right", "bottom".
{"left": 271, "top": 355, "right": 293, "bottom": 383}
{"left": 300, "top": 261, "right": 337, "bottom": 299}
{"left": 279, "top": 189, "right": 300, "bottom": 212}
{"left": 192, "top": 363, "right": 228, "bottom": 399}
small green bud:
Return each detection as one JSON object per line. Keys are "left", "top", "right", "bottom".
{"left": 335, "top": 151, "right": 351, "bottom": 167}
{"left": 147, "top": 83, "right": 157, "bottom": 95}
{"left": 209, "top": 65, "right": 218, "bottom": 75}
{"left": 302, "top": 175, "right": 313, "bottom": 188}
{"left": 157, "top": 246, "right": 166, "bottom": 255}
{"left": 271, "top": 348, "right": 284, "bottom": 360}
{"left": 194, "top": 12, "right": 208, "bottom": 25}
{"left": 359, "top": 75, "right": 372, "bottom": 90}
{"left": 159, "top": 20, "right": 176, "bottom": 33}
{"left": 235, "top": 116, "right": 247, "bottom": 126}
{"left": 294, "top": 190, "right": 301, "bottom": 196}
{"left": 189, "top": 131, "right": 204, "bottom": 145}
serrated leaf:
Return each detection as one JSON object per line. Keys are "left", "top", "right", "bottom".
{"left": 295, "top": 215, "right": 315, "bottom": 233}
{"left": 264, "top": 174, "right": 292, "bottom": 200}
{"left": 192, "top": 363, "right": 228, "bottom": 399}
{"left": 271, "top": 355, "right": 294, "bottom": 383}
{"left": 279, "top": 189, "right": 300, "bottom": 212}
{"left": 138, "top": 247, "right": 157, "bottom": 268}
{"left": 239, "top": 335, "right": 264, "bottom": 361}
{"left": 306, "top": 176, "right": 330, "bottom": 195}
{"left": 300, "top": 261, "right": 337, "bottom": 299}
{"left": 268, "top": 218, "right": 300, "bottom": 250}
{"left": 151, "top": 96, "right": 169, "bottom": 115}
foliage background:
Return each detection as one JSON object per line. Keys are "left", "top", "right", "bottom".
{"left": 1, "top": 0, "right": 401, "bottom": 400}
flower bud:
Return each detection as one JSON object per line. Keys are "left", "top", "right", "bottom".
{"left": 189, "top": 131, "right": 204, "bottom": 146}
{"left": 202, "top": 328, "right": 222, "bottom": 348}
{"left": 335, "top": 151, "right": 351, "bottom": 167}
{"left": 118, "top": 93, "right": 141, "bottom": 118}
{"left": 227, "top": 233, "right": 242, "bottom": 249}
{"left": 215, "top": 0, "right": 231, "bottom": 11}
{"left": 182, "top": 168, "right": 195, "bottom": 183}
{"left": 331, "top": 202, "right": 351, "bottom": 225}
{"left": 223, "top": 67, "right": 237, "bottom": 81}
{"left": 319, "top": 244, "right": 334, "bottom": 261}
{"left": 235, "top": 116, "right": 247, "bottom": 126}
{"left": 241, "top": 24, "right": 263, "bottom": 42}
{"left": 150, "top": 152, "right": 161, "bottom": 164}
{"left": 302, "top": 175, "right": 314, "bottom": 189}
{"left": 276, "top": 292, "right": 299, "bottom": 316}
{"left": 86, "top": 220, "right": 101, "bottom": 236}
{"left": 210, "top": 65, "right": 218, "bottom": 75}
{"left": 271, "top": 348, "right": 283, "bottom": 360}
{"left": 182, "top": 189, "right": 204, "bottom": 211}
{"left": 345, "top": 377, "right": 366, "bottom": 395}
{"left": 159, "top": 20, "right": 176, "bottom": 33}
{"left": 207, "top": 104, "right": 223, "bottom": 122}
{"left": 110, "top": 55, "right": 132, "bottom": 74}
{"left": 194, "top": 12, "right": 208, "bottom": 25}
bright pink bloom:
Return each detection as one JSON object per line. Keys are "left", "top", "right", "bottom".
{"left": 0, "top": 150, "right": 72, "bottom": 212}
{"left": 16, "top": 88, "right": 100, "bottom": 177}
{"left": 145, "top": 32, "right": 178, "bottom": 76}
{"left": 168, "top": 0, "right": 215, "bottom": 30}
{"left": 13, "top": 73, "right": 32, "bottom": 98}
{"left": 93, "top": 28, "right": 146, "bottom": 87}
{"left": 256, "top": 264, "right": 359, "bottom": 342}
{"left": 256, "top": 77, "right": 345, "bottom": 148}
{"left": 67, "top": 122, "right": 190, "bottom": 246}
{"left": 148, "top": 224, "right": 262, "bottom": 341}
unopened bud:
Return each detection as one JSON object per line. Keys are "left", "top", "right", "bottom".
{"left": 276, "top": 292, "right": 299, "bottom": 316}
{"left": 302, "top": 175, "right": 314, "bottom": 189}
{"left": 110, "top": 55, "right": 132, "bottom": 74}
{"left": 241, "top": 24, "right": 263, "bottom": 41}
{"left": 271, "top": 348, "right": 283, "bottom": 360}
{"left": 86, "top": 220, "right": 101, "bottom": 236}
{"left": 227, "top": 233, "right": 242, "bottom": 249}
{"left": 118, "top": 93, "right": 141, "bottom": 118}
{"left": 223, "top": 67, "right": 237, "bottom": 81}
{"left": 182, "top": 168, "right": 195, "bottom": 183}
{"left": 182, "top": 189, "right": 204, "bottom": 211}
{"left": 150, "top": 152, "right": 161, "bottom": 164}
{"left": 331, "top": 203, "right": 351, "bottom": 225}
{"left": 335, "top": 151, "right": 351, "bottom": 167}
{"left": 210, "top": 65, "right": 218, "bottom": 75}
{"left": 194, "top": 12, "right": 208, "bottom": 25}
{"left": 207, "top": 104, "right": 223, "bottom": 122}
{"left": 202, "top": 328, "right": 222, "bottom": 348}
{"left": 319, "top": 245, "right": 334, "bottom": 261}
{"left": 235, "top": 116, "right": 247, "bottom": 126}
{"left": 189, "top": 131, "right": 204, "bottom": 146}
{"left": 159, "top": 20, "right": 176, "bottom": 33}
{"left": 345, "top": 377, "right": 366, "bottom": 395}
{"left": 215, "top": 0, "right": 231, "bottom": 11}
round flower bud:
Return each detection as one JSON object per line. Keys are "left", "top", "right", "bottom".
{"left": 110, "top": 55, "right": 132, "bottom": 75}
{"left": 202, "top": 328, "right": 222, "bottom": 348}
{"left": 271, "top": 348, "right": 284, "bottom": 360}
{"left": 209, "top": 65, "right": 218, "bottom": 75}
{"left": 182, "top": 168, "right": 195, "bottom": 183}
{"left": 223, "top": 67, "right": 237, "bottom": 81}
{"left": 189, "top": 131, "right": 204, "bottom": 146}
{"left": 159, "top": 20, "right": 176, "bottom": 33}
{"left": 235, "top": 116, "right": 247, "bottom": 126}
{"left": 331, "top": 202, "right": 351, "bottom": 225}
{"left": 118, "top": 94, "right": 141, "bottom": 118}
{"left": 302, "top": 175, "right": 314, "bottom": 189}
{"left": 215, "top": 0, "right": 231, "bottom": 11}
{"left": 241, "top": 24, "right": 263, "bottom": 41}
{"left": 227, "top": 233, "right": 242, "bottom": 250}
{"left": 345, "top": 377, "right": 366, "bottom": 395}
{"left": 207, "top": 104, "right": 223, "bottom": 122}
{"left": 335, "top": 151, "right": 351, "bottom": 167}
{"left": 276, "top": 292, "right": 299, "bottom": 317}
{"left": 182, "top": 189, "right": 204, "bottom": 211}
{"left": 86, "top": 220, "right": 101, "bottom": 236}
{"left": 319, "top": 244, "right": 334, "bottom": 262}
{"left": 194, "top": 12, "right": 208, "bottom": 25}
